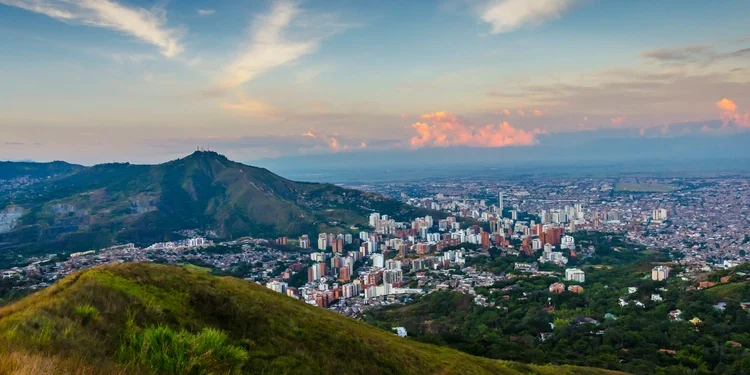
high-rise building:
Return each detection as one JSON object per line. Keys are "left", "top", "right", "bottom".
{"left": 372, "top": 253, "right": 385, "bottom": 268}
{"left": 317, "top": 234, "right": 328, "bottom": 250}
{"left": 480, "top": 231, "right": 490, "bottom": 249}
{"left": 299, "top": 235, "right": 310, "bottom": 249}
{"left": 498, "top": 191, "right": 504, "bottom": 213}
{"left": 652, "top": 266, "right": 670, "bottom": 281}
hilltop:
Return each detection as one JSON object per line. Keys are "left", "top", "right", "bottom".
{"left": 0, "top": 151, "right": 432, "bottom": 256}
{"left": 0, "top": 262, "right": 623, "bottom": 375}
{"left": 0, "top": 160, "right": 83, "bottom": 180}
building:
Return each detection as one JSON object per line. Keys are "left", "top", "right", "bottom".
{"left": 549, "top": 282, "right": 566, "bottom": 294}
{"left": 298, "top": 235, "right": 310, "bottom": 249}
{"left": 480, "top": 231, "right": 491, "bottom": 249}
{"left": 317, "top": 234, "right": 328, "bottom": 251}
{"left": 372, "top": 253, "right": 385, "bottom": 268}
{"left": 565, "top": 268, "right": 585, "bottom": 283}
{"left": 266, "top": 281, "right": 287, "bottom": 294}
{"left": 339, "top": 266, "right": 351, "bottom": 282}
{"left": 560, "top": 235, "right": 575, "bottom": 250}
{"left": 652, "top": 265, "right": 670, "bottom": 281}
{"left": 568, "top": 285, "right": 584, "bottom": 294}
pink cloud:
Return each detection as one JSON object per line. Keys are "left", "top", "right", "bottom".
{"left": 410, "top": 111, "right": 543, "bottom": 149}
{"left": 517, "top": 109, "right": 526, "bottom": 116}
{"left": 716, "top": 98, "right": 750, "bottom": 128}
{"left": 533, "top": 109, "right": 545, "bottom": 116}
{"left": 502, "top": 109, "right": 511, "bottom": 116}
{"left": 610, "top": 116, "right": 628, "bottom": 126}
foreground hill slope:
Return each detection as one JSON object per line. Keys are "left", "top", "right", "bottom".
{"left": 0, "top": 151, "right": 431, "bottom": 255}
{"left": 0, "top": 263, "right": 624, "bottom": 375}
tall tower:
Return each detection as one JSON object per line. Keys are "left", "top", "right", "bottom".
{"left": 498, "top": 191, "right": 504, "bottom": 214}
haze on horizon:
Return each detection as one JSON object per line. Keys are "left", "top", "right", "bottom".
{"left": 1, "top": 0, "right": 749, "bottom": 165}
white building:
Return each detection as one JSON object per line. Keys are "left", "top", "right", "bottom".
{"left": 372, "top": 253, "right": 385, "bottom": 268}
{"left": 266, "top": 281, "right": 288, "bottom": 294}
{"left": 565, "top": 268, "right": 585, "bottom": 283}
{"left": 560, "top": 235, "right": 575, "bottom": 250}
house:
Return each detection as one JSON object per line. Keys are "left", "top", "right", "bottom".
{"left": 720, "top": 276, "right": 732, "bottom": 283}
{"left": 634, "top": 301, "right": 645, "bottom": 308}
{"left": 699, "top": 281, "right": 716, "bottom": 289}
{"left": 618, "top": 298, "right": 628, "bottom": 307}
{"left": 727, "top": 341, "right": 742, "bottom": 348}
{"left": 567, "top": 285, "right": 584, "bottom": 294}
{"left": 628, "top": 287, "right": 638, "bottom": 294}
{"left": 604, "top": 313, "right": 618, "bottom": 320}
{"left": 394, "top": 327, "right": 407, "bottom": 338}
{"left": 651, "top": 294, "right": 663, "bottom": 302}
{"left": 689, "top": 317, "right": 702, "bottom": 325}
{"left": 549, "top": 282, "right": 566, "bottom": 294}
{"left": 714, "top": 302, "right": 727, "bottom": 312}
{"left": 659, "top": 349, "right": 677, "bottom": 355}
{"left": 740, "top": 302, "right": 750, "bottom": 311}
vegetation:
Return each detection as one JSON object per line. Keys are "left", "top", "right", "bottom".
{"left": 364, "top": 264, "right": 750, "bottom": 375}
{"left": 0, "top": 262, "right": 622, "bottom": 375}
{"left": 0, "top": 151, "right": 437, "bottom": 267}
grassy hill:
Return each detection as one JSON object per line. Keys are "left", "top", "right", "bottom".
{"left": 0, "top": 151, "right": 434, "bottom": 257}
{"left": 0, "top": 263, "right": 623, "bottom": 375}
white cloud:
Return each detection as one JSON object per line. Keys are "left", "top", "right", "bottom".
{"left": 478, "top": 0, "right": 582, "bottom": 34}
{"left": 0, "top": 0, "right": 183, "bottom": 57}
{"left": 216, "top": 0, "right": 349, "bottom": 90}
{"left": 197, "top": 9, "right": 215, "bottom": 16}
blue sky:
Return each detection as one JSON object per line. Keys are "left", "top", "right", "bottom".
{"left": 1, "top": 0, "right": 749, "bottom": 164}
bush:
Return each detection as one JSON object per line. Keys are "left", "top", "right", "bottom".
{"left": 74, "top": 305, "right": 100, "bottom": 326}
{"left": 119, "top": 325, "right": 248, "bottom": 375}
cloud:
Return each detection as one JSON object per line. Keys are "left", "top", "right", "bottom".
{"left": 641, "top": 45, "right": 712, "bottom": 62}
{"left": 409, "top": 111, "right": 542, "bottom": 149}
{"left": 716, "top": 98, "right": 750, "bottom": 128}
{"left": 0, "top": 0, "right": 183, "bottom": 57}
{"left": 533, "top": 109, "right": 545, "bottom": 116}
{"left": 502, "top": 109, "right": 511, "bottom": 115}
{"left": 610, "top": 116, "right": 627, "bottom": 126}
{"left": 215, "top": 0, "right": 350, "bottom": 90}
{"left": 220, "top": 92, "right": 279, "bottom": 118}
{"left": 642, "top": 43, "right": 750, "bottom": 67}
{"left": 477, "top": 0, "right": 582, "bottom": 34}
{"left": 197, "top": 9, "right": 215, "bottom": 16}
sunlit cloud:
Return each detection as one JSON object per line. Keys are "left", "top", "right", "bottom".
{"left": 610, "top": 116, "right": 628, "bottom": 126}
{"left": 502, "top": 109, "right": 511, "bottom": 116}
{"left": 477, "top": 0, "right": 583, "bottom": 34}
{"left": 0, "top": 0, "right": 184, "bottom": 57}
{"left": 220, "top": 92, "right": 280, "bottom": 118}
{"left": 410, "top": 111, "right": 543, "bottom": 149}
{"left": 215, "top": 0, "right": 351, "bottom": 91}
{"left": 716, "top": 98, "right": 750, "bottom": 128}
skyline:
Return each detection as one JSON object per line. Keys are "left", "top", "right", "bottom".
{"left": 1, "top": 0, "right": 750, "bottom": 164}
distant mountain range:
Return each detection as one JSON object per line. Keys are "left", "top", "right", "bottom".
{"left": 0, "top": 262, "right": 624, "bottom": 375}
{"left": 0, "top": 151, "right": 431, "bottom": 256}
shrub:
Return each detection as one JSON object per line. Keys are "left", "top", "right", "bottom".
{"left": 119, "top": 325, "right": 247, "bottom": 375}
{"left": 74, "top": 304, "right": 100, "bottom": 326}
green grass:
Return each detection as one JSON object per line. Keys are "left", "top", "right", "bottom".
{"left": 0, "top": 263, "right": 624, "bottom": 375}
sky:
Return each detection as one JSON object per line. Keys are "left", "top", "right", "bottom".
{"left": 0, "top": 0, "right": 749, "bottom": 164}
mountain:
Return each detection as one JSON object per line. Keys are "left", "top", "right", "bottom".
{"left": 0, "top": 262, "right": 624, "bottom": 375}
{"left": 0, "top": 160, "right": 83, "bottom": 180}
{"left": 0, "top": 151, "right": 432, "bottom": 257}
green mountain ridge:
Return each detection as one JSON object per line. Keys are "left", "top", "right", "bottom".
{"left": 0, "top": 151, "right": 431, "bottom": 257}
{"left": 0, "top": 262, "right": 625, "bottom": 375}
{"left": 0, "top": 160, "right": 83, "bottom": 180}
